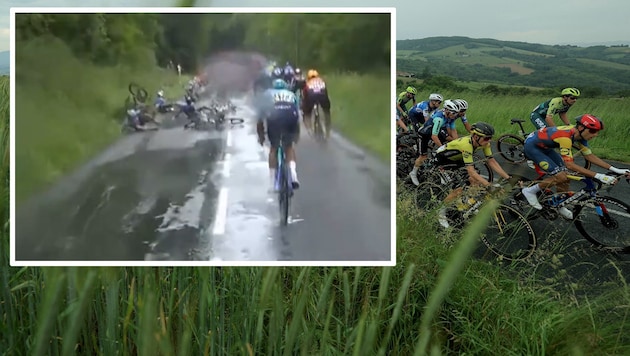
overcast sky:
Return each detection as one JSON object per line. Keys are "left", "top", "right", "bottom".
{"left": 2, "top": 0, "right": 630, "bottom": 51}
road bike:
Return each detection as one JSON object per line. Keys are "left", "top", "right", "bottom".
{"left": 416, "top": 181, "right": 537, "bottom": 261}
{"left": 495, "top": 118, "right": 591, "bottom": 177}
{"left": 509, "top": 172, "right": 630, "bottom": 254}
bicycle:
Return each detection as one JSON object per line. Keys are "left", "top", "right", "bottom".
{"left": 495, "top": 118, "right": 591, "bottom": 176}
{"left": 509, "top": 172, "right": 630, "bottom": 254}
{"left": 312, "top": 102, "right": 326, "bottom": 141}
{"left": 275, "top": 137, "right": 295, "bottom": 226}
{"left": 437, "top": 183, "right": 538, "bottom": 261}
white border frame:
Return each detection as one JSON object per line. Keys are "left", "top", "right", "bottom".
{"left": 9, "top": 6, "right": 397, "bottom": 267}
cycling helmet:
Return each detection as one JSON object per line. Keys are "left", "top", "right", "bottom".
{"left": 575, "top": 114, "right": 603, "bottom": 131}
{"left": 429, "top": 93, "right": 443, "bottom": 101}
{"left": 471, "top": 122, "right": 495, "bottom": 137}
{"left": 561, "top": 87, "right": 580, "bottom": 97}
{"left": 295, "top": 68, "right": 302, "bottom": 75}
{"left": 157, "top": 90, "right": 164, "bottom": 97}
{"left": 307, "top": 69, "right": 319, "bottom": 79}
{"left": 272, "top": 78, "right": 288, "bottom": 90}
{"left": 405, "top": 86, "right": 418, "bottom": 95}
{"left": 443, "top": 99, "right": 459, "bottom": 112}
{"left": 454, "top": 99, "right": 468, "bottom": 111}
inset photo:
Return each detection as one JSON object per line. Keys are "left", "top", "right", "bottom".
{"left": 10, "top": 7, "right": 395, "bottom": 266}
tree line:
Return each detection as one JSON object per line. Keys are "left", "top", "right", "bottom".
{"left": 15, "top": 12, "right": 391, "bottom": 73}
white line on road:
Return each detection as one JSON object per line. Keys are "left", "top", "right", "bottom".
{"left": 226, "top": 130, "right": 233, "bottom": 148}
{"left": 212, "top": 187, "right": 229, "bottom": 235}
{"left": 222, "top": 153, "right": 231, "bottom": 178}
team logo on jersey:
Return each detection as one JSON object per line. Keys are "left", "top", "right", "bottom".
{"left": 539, "top": 161, "right": 549, "bottom": 170}
{"left": 560, "top": 148, "right": 571, "bottom": 156}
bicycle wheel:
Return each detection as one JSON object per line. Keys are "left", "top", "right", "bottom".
{"left": 396, "top": 148, "right": 415, "bottom": 180}
{"left": 573, "top": 196, "right": 630, "bottom": 253}
{"left": 496, "top": 134, "right": 526, "bottom": 163}
{"left": 415, "top": 181, "right": 448, "bottom": 212}
{"left": 313, "top": 105, "right": 324, "bottom": 141}
{"left": 473, "top": 158, "right": 494, "bottom": 183}
{"left": 128, "top": 82, "right": 148, "bottom": 103}
{"left": 480, "top": 204, "right": 537, "bottom": 261}
{"left": 277, "top": 147, "right": 291, "bottom": 226}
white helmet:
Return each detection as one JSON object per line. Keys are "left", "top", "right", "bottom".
{"left": 157, "top": 90, "right": 164, "bottom": 97}
{"left": 454, "top": 99, "right": 468, "bottom": 111}
{"left": 429, "top": 93, "right": 443, "bottom": 102}
{"left": 443, "top": 99, "right": 459, "bottom": 112}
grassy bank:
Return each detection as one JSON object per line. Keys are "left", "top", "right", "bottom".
{"left": 327, "top": 71, "right": 390, "bottom": 163}
{"left": 397, "top": 85, "right": 630, "bottom": 162}
{"left": 15, "top": 37, "right": 185, "bottom": 203}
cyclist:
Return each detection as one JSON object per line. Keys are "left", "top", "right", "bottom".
{"left": 293, "top": 68, "right": 306, "bottom": 101}
{"left": 520, "top": 114, "right": 630, "bottom": 219}
{"left": 396, "top": 86, "right": 417, "bottom": 132}
{"left": 431, "top": 122, "right": 512, "bottom": 228}
{"left": 181, "top": 92, "right": 200, "bottom": 129}
{"left": 451, "top": 99, "right": 473, "bottom": 137}
{"left": 302, "top": 69, "right": 332, "bottom": 138}
{"left": 530, "top": 87, "right": 580, "bottom": 130}
{"left": 154, "top": 90, "right": 170, "bottom": 112}
{"left": 408, "top": 100, "right": 461, "bottom": 186}
{"left": 283, "top": 61, "right": 295, "bottom": 86}
{"left": 256, "top": 78, "right": 301, "bottom": 192}
{"left": 407, "top": 93, "right": 442, "bottom": 132}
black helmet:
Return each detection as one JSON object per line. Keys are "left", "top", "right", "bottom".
{"left": 471, "top": 122, "right": 495, "bottom": 137}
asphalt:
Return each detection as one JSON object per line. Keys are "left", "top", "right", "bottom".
{"left": 15, "top": 96, "right": 392, "bottom": 263}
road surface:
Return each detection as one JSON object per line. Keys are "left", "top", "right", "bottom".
{"left": 15, "top": 96, "right": 392, "bottom": 263}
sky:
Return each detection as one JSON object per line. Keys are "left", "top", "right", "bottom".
{"left": 2, "top": 0, "right": 630, "bottom": 52}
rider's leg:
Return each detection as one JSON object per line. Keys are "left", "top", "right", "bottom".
{"left": 302, "top": 93, "right": 313, "bottom": 132}
{"left": 284, "top": 111, "right": 300, "bottom": 188}
{"left": 266, "top": 120, "right": 280, "bottom": 191}
{"left": 408, "top": 136, "right": 430, "bottom": 186}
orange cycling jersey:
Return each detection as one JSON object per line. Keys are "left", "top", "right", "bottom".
{"left": 526, "top": 125, "right": 591, "bottom": 163}
{"left": 305, "top": 77, "right": 326, "bottom": 94}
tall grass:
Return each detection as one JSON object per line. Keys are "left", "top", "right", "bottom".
{"left": 327, "top": 71, "right": 390, "bottom": 163}
{"left": 15, "top": 36, "right": 184, "bottom": 203}
{"left": 2, "top": 196, "right": 627, "bottom": 354}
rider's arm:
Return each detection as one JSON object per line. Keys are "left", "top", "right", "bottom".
{"left": 466, "top": 164, "right": 490, "bottom": 186}
{"left": 431, "top": 118, "right": 444, "bottom": 146}
{"left": 545, "top": 98, "right": 564, "bottom": 127}
{"left": 559, "top": 112, "right": 570, "bottom": 126}
{"left": 487, "top": 157, "right": 511, "bottom": 180}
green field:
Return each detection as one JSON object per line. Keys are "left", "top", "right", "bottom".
{"left": 397, "top": 83, "right": 630, "bottom": 162}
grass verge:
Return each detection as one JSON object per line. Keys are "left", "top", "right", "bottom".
{"left": 15, "top": 36, "right": 185, "bottom": 203}
{"left": 328, "top": 71, "right": 390, "bottom": 163}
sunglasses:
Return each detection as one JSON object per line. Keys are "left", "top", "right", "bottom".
{"left": 568, "top": 96, "right": 578, "bottom": 100}
{"left": 587, "top": 128, "right": 599, "bottom": 134}
{"left": 480, "top": 136, "right": 493, "bottom": 141}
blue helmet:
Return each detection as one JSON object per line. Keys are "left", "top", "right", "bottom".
{"left": 272, "top": 79, "right": 288, "bottom": 89}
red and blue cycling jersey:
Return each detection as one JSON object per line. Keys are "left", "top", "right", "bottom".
{"left": 524, "top": 125, "right": 591, "bottom": 163}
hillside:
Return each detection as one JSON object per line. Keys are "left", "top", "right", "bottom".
{"left": 0, "top": 51, "right": 8, "bottom": 75}
{"left": 397, "top": 36, "right": 630, "bottom": 94}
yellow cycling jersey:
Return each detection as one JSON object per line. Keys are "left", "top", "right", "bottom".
{"left": 434, "top": 136, "right": 493, "bottom": 165}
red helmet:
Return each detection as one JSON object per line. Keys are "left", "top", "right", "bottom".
{"left": 576, "top": 114, "right": 603, "bottom": 131}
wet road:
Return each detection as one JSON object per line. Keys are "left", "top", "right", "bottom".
{"left": 15, "top": 97, "right": 392, "bottom": 262}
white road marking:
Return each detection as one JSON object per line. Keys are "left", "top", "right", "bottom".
{"left": 212, "top": 187, "right": 229, "bottom": 235}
